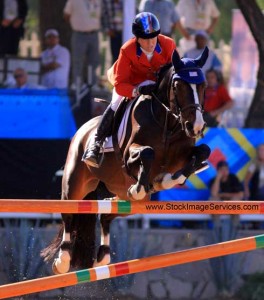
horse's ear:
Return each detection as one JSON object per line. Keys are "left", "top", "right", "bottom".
{"left": 194, "top": 46, "right": 209, "bottom": 68}
{"left": 172, "top": 49, "right": 184, "bottom": 70}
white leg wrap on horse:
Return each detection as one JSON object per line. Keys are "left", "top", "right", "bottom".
{"left": 104, "top": 234, "right": 110, "bottom": 246}
{"left": 153, "top": 173, "right": 187, "bottom": 190}
{"left": 128, "top": 184, "right": 146, "bottom": 200}
{"left": 162, "top": 173, "right": 186, "bottom": 189}
{"left": 63, "top": 232, "right": 70, "bottom": 242}
{"left": 54, "top": 250, "right": 71, "bottom": 274}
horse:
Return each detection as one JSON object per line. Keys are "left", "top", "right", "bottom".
{"left": 41, "top": 47, "right": 211, "bottom": 274}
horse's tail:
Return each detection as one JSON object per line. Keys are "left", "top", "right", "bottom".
{"left": 70, "top": 213, "right": 97, "bottom": 268}
{"left": 40, "top": 225, "right": 64, "bottom": 262}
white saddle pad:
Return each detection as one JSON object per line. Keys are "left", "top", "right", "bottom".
{"left": 87, "top": 100, "right": 135, "bottom": 153}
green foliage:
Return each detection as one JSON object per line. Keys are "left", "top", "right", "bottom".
{"left": 25, "top": 0, "right": 39, "bottom": 34}
{"left": 256, "top": 0, "right": 264, "bottom": 9}
{"left": 235, "top": 273, "right": 264, "bottom": 300}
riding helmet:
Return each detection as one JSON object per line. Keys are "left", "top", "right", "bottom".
{"left": 132, "top": 12, "right": 160, "bottom": 39}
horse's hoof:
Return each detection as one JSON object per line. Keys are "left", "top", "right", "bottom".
{"left": 52, "top": 257, "right": 70, "bottom": 274}
{"left": 127, "top": 184, "right": 146, "bottom": 200}
{"left": 52, "top": 261, "right": 62, "bottom": 275}
{"left": 93, "top": 245, "right": 111, "bottom": 267}
{"left": 93, "top": 254, "right": 111, "bottom": 267}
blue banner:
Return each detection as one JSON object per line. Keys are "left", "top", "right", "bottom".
{"left": 0, "top": 89, "right": 76, "bottom": 139}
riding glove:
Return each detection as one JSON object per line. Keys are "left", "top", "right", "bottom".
{"left": 137, "top": 83, "right": 157, "bottom": 95}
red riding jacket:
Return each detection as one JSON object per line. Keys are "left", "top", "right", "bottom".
{"left": 108, "top": 34, "right": 177, "bottom": 98}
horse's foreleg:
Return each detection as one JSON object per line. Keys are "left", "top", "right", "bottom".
{"left": 127, "top": 145, "right": 155, "bottom": 200}
{"left": 52, "top": 214, "right": 72, "bottom": 274}
{"left": 153, "top": 144, "right": 211, "bottom": 191}
{"left": 93, "top": 214, "right": 112, "bottom": 267}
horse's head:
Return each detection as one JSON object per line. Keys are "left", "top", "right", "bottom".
{"left": 169, "top": 47, "right": 209, "bottom": 138}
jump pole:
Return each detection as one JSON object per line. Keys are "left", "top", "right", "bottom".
{"left": 0, "top": 199, "right": 264, "bottom": 214}
{"left": 0, "top": 234, "right": 264, "bottom": 299}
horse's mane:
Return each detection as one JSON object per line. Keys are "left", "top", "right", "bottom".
{"left": 157, "top": 63, "right": 173, "bottom": 86}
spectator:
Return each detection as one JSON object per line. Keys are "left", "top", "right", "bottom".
{"left": 184, "top": 30, "right": 222, "bottom": 74}
{"left": 138, "top": 0, "right": 190, "bottom": 39}
{"left": 102, "top": 0, "right": 123, "bottom": 64}
{"left": 244, "top": 143, "right": 264, "bottom": 200}
{"left": 176, "top": 0, "right": 220, "bottom": 35}
{"left": 209, "top": 160, "right": 244, "bottom": 240}
{"left": 63, "top": 0, "right": 102, "bottom": 89}
{"left": 0, "top": 0, "right": 28, "bottom": 56}
{"left": 203, "top": 69, "right": 234, "bottom": 127}
{"left": 7, "top": 67, "right": 46, "bottom": 89}
{"left": 40, "top": 29, "right": 70, "bottom": 89}
{"left": 209, "top": 160, "right": 244, "bottom": 201}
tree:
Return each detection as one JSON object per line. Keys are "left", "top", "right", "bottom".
{"left": 235, "top": 0, "right": 264, "bottom": 127}
{"left": 39, "top": 0, "right": 71, "bottom": 51}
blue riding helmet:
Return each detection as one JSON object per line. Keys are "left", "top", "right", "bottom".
{"left": 132, "top": 12, "right": 161, "bottom": 39}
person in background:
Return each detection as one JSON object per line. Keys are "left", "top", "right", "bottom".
{"left": 176, "top": 0, "right": 220, "bottom": 36}
{"left": 184, "top": 30, "right": 222, "bottom": 74}
{"left": 209, "top": 160, "right": 244, "bottom": 239}
{"left": 102, "top": 0, "right": 123, "bottom": 64}
{"left": 7, "top": 67, "right": 46, "bottom": 89}
{"left": 244, "top": 143, "right": 264, "bottom": 200}
{"left": 40, "top": 29, "right": 70, "bottom": 89}
{"left": 0, "top": 0, "right": 28, "bottom": 55}
{"left": 203, "top": 69, "right": 234, "bottom": 127}
{"left": 209, "top": 160, "right": 244, "bottom": 201}
{"left": 138, "top": 0, "right": 190, "bottom": 39}
{"left": 63, "top": 0, "right": 102, "bottom": 89}
{"left": 82, "top": 12, "right": 177, "bottom": 168}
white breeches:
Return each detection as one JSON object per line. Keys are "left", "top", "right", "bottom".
{"left": 110, "top": 80, "right": 156, "bottom": 111}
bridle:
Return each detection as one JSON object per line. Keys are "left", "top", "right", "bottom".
{"left": 170, "top": 75, "right": 205, "bottom": 138}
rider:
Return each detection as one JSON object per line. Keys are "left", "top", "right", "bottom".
{"left": 82, "top": 12, "right": 177, "bottom": 168}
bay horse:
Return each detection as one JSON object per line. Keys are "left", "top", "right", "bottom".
{"left": 41, "top": 47, "right": 211, "bottom": 274}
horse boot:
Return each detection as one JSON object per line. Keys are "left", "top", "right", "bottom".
{"left": 82, "top": 106, "right": 115, "bottom": 168}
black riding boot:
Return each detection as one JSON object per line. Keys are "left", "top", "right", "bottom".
{"left": 82, "top": 106, "right": 115, "bottom": 168}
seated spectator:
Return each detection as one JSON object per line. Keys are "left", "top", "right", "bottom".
{"left": 184, "top": 30, "right": 222, "bottom": 74}
{"left": 138, "top": 0, "right": 190, "bottom": 39}
{"left": 40, "top": 29, "right": 70, "bottom": 89}
{"left": 244, "top": 143, "right": 264, "bottom": 200}
{"left": 209, "top": 160, "right": 244, "bottom": 239}
{"left": 203, "top": 69, "right": 234, "bottom": 127}
{"left": 176, "top": 0, "right": 220, "bottom": 36}
{"left": 6, "top": 68, "right": 46, "bottom": 89}
{"left": 209, "top": 160, "right": 244, "bottom": 201}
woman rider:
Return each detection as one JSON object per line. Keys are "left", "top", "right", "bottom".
{"left": 82, "top": 12, "right": 177, "bottom": 167}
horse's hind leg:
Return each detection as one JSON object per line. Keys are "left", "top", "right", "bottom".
{"left": 52, "top": 213, "right": 72, "bottom": 274}
{"left": 126, "top": 145, "right": 155, "bottom": 200}
{"left": 93, "top": 214, "right": 114, "bottom": 267}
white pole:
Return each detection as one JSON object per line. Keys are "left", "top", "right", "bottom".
{"left": 122, "top": 0, "right": 136, "bottom": 43}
